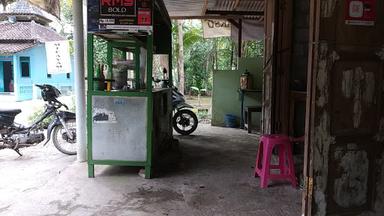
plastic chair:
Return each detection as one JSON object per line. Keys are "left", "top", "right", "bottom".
{"left": 254, "top": 134, "right": 297, "bottom": 188}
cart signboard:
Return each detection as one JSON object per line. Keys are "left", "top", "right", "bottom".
{"left": 345, "top": 0, "right": 376, "bottom": 26}
{"left": 88, "top": 0, "right": 153, "bottom": 33}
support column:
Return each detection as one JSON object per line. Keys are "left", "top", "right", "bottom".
{"left": 238, "top": 19, "right": 242, "bottom": 58}
{"left": 73, "top": 0, "right": 86, "bottom": 162}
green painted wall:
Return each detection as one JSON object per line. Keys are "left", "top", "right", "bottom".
{"left": 212, "top": 57, "right": 263, "bottom": 127}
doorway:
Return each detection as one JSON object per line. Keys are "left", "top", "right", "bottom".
{"left": 3, "top": 61, "right": 14, "bottom": 92}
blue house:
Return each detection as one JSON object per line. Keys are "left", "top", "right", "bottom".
{"left": 0, "top": 1, "right": 73, "bottom": 101}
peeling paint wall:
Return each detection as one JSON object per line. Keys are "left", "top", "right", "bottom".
{"left": 302, "top": 0, "right": 384, "bottom": 215}
{"left": 341, "top": 67, "right": 376, "bottom": 128}
{"left": 357, "top": 153, "right": 384, "bottom": 215}
{"left": 374, "top": 153, "right": 384, "bottom": 213}
{"left": 316, "top": 44, "right": 339, "bottom": 108}
{"left": 352, "top": 68, "right": 363, "bottom": 128}
{"left": 376, "top": 46, "right": 384, "bottom": 60}
{"left": 312, "top": 46, "right": 382, "bottom": 214}
{"left": 363, "top": 72, "right": 375, "bottom": 105}
{"left": 310, "top": 41, "right": 379, "bottom": 215}
{"left": 262, "top": 70, "right": 272, "bottom": 133}
{"left": 375, "top": 119, "right": 384, "bottom": 142}
{"left": 313, "top": 42, "right": 337, "bottom": 216}
{"left": 313, "top": 112, "right": 335, "bottom": 216}
{"left": 333, "top": 149, "right": 369, "bottom": 208}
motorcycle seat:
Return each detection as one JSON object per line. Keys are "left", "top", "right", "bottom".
{"left": 0, "top": 109, "right": 22, "bottom": 115}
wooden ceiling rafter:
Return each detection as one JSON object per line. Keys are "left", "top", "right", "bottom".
{"left": 163, "top": 0, "right": 265, "bottom": 23}
{"left": 234, "top": 0, "right": 241, "bottom": 10}
{"left": 201, "top": 0, "right": 209, "bottom": 16}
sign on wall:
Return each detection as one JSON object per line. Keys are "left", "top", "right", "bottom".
{"left": 45, "top": 41, "right": 71, "bottom": 75}
{"left": 345, "top": 0, "right": 376, "bottom": 26}
{"left": 202, "top": 20, "right": 231, "bottom": 38}
{"left": 88, "top": 0, "right": 153, "bottom": 33}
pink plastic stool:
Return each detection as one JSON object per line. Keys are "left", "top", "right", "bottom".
{"left": 254, "top": 134, "right": 297, "bottom": 188}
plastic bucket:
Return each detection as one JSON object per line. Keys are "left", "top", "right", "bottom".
{"left": 224, "top": 114, "right": 238, "bottom": 128}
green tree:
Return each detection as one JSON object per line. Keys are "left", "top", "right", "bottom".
{"left": 177, "top": 20, "right": 185, "bottom": 94}
{"left": 173, "top": 20, "right": 264, "bottom": 95}
{"left": 1, "top": 0, "right": 16, "bottom": 11}
{"left": 173, "top": 21, "right": 212, "bottom": 93}
{"left": 93, "top": 37, "right": 108, "bottom": 65}
{"left": 60, "top": 0, "right": 72, "bottom": 25}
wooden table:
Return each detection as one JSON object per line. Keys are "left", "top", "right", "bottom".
{"left": 238, "top": 89, "right": 262, "bottom": 129}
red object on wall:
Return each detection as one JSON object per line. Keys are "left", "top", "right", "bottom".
{"left": 345, "top": 0, "right": 376, "bottom": 26}
{"left": 138, "top": 9, "right": 151, "bottom": 25}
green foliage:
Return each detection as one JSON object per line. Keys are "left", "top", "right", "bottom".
{"left": 93, "top": 37, "right": 108, "bottom": 65}
{"left": 173, "top": 20, "right": 264, "bottom": 95}
{"left": 69, "top": 96, "right": 76, "bottom": 112}
{"left": 184, "top": 39, "right": 215, "bottom": 92}
{"left": 67, "top": 39, "right": 74, "bottom": 55}
{"left": 243, "top": 40, "right": 264, "bottom": 58}
{"left": 214, "top": 37, "right": 236, "bottom": 70}
{"left": 197, "top": 108, "right": 209, "bottom": 120}
{"left": 190, "top": 87, "right": 199, "bottom": 92}
{"left": 59, "top": 0, "right": 74, "bottom": 55}
{"left": 27, "top": 96, "right": 76, "bottom": 128}
{"left": 60, "top": 0, "right": 73, "bottom": 25}
{"left": 27, "top": 107, "right": 54, "bottom": 128}
{"left": 0, "top": 0, "right": 16, "bottom": 10}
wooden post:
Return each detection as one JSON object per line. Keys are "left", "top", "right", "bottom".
{"left": 238, "top": 19, "right": 242, "bottom": 58}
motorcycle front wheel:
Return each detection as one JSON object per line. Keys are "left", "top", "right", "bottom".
{"left": 173, "top": 109, "right": 198, "bottom": 135}
{"left": 52, "top": 119, "right": 77, "bottom": 155}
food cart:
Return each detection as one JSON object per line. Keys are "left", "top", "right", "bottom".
{"left": 87, "top": 0, "right": 173, "bottom": 179}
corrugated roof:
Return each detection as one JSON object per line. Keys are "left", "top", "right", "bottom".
{"left": 212, "top": 0, "right": 264, "bottom": 11}
{"left": 163, "top": 0, "right": 264, "bottom": 23}
{"left": 164, "top": 0, "right": 216, "bottom": 18}
{"left": 208, "top": 0, "right": 264, "bottom": 21}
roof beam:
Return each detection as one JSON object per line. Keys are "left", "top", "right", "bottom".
{"left": 201, "top": 0, "right": 209, "bottom": 15}
{"left": 171, "top": 15, "right": 263, "bottom": 20}
{"left": 234, "top": 0, "right": 241, "bottom": 10}
{"left": 227, "top": 18, "right": 239, "bottom": 28}
{"left": 205, "top": 10, "right": 264, "bottom": 16}
{"left": 155, "top": 0, "right": 172, "bottom": 29}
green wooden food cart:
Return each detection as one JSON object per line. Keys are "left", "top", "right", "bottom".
{"left": 87, "top": 0, "right": 173, "bottom": 179}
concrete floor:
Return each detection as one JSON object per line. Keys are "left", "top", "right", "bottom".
{"left": 0, "top": 124, "right": 301, "bottom": 216}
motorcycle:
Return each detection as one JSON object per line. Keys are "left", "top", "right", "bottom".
{"left": 0, "top": 84, "right": 77, "bottom": 156}
{"left": 153, "top": 79, "right": 198, "bottom": 135}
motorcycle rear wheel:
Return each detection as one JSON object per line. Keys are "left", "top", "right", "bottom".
{"left": 173, "top": 109, "right": 198, "bottom": 135}
{"left": 52, "top": 119, "right": 77, "bottom": 155}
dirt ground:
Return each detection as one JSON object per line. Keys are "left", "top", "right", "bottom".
{"left": 0, "top": 124, "right": 301, "bottom": 216}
